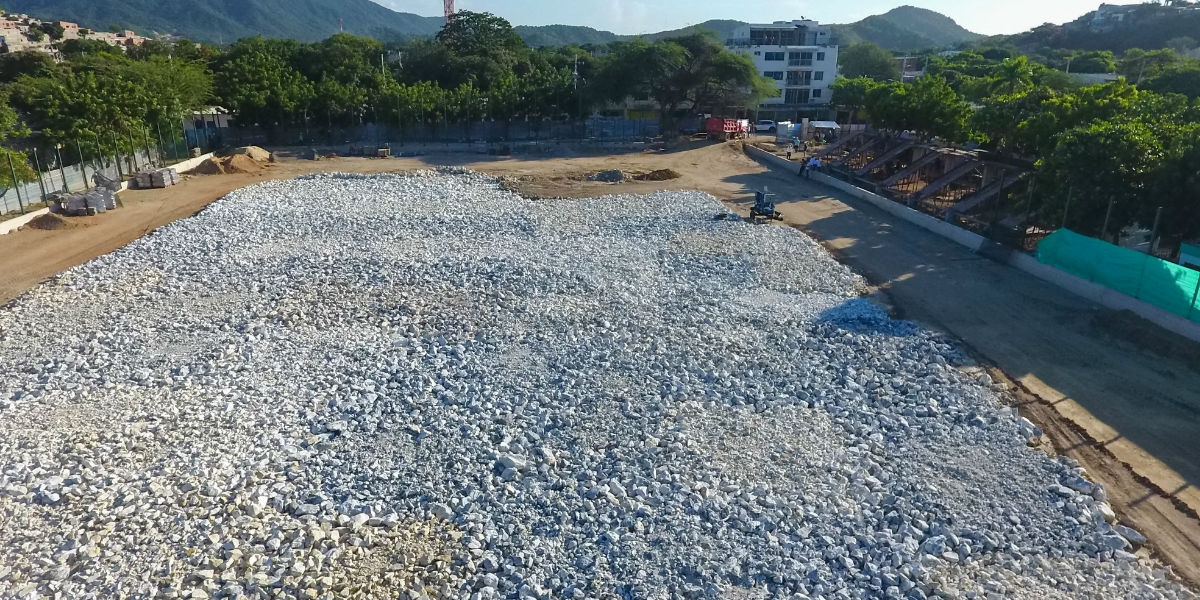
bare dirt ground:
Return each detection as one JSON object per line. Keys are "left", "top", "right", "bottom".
{"left": 2, "top": 140, "right": 1199, "bottom": 588}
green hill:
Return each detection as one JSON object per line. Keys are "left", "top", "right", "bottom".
{"left": 3, "top": 0, "right": 981, "bottom": 51}
{"left": 515, "top": 25, "right": 620, "bottom": 48}
{"left": 833, "top": 6, "right": 983, "bottom": 50}
{"left": 1, "top": 0, "right": 443, "bottom": 42}
{"left": 1000, "top": 3, "right": 1200, "bottom": 54}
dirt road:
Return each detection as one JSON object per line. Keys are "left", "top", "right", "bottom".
{"left": 2, "top": 142, "right": 1199, "bottom": 586}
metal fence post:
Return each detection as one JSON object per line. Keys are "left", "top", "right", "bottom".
{"left": 31, "top": 149, "right": 47, "bottom": 201}
{"left": 8, "top": 154, "right": 25, "bottom": 213}
{"left": 78, "top": 144, "right": 89, "bottom": 190}
{"left": 127, "top": 128, "right": 139, "bottom": 171}
{"left": 55, "top": 145, "right": 68, "bottom": 192}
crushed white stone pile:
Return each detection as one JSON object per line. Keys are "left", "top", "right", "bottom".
{"left": 0, "top": 170, "right": 1193, "bottom": 600}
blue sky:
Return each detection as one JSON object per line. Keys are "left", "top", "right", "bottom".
{"left": 372, "top": 0, "right": 1140, "bottom": 36}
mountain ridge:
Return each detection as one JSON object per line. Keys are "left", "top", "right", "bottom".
{"left": 2, "top": 0, "right": 981, "bottom": 50}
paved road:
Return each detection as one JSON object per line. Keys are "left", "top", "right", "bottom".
{"left": 722, "top": 163, "right": 1200, "bottom": 490}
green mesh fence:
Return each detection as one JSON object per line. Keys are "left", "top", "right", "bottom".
{"left": 1038, "top": 229, "right": 1200, "bottom": 323}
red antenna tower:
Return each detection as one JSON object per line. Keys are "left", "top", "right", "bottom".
{"left": 444, "top": 0, "right": 455, "bottom": 23}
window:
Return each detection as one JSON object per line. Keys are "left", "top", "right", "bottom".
{"left": 785, "top": 88, "right": 811, "bottom": 104}
{"left": 813, "top": 71, "right": 824, "bottom": 81}
{"left": 763, "top": 71, "right": 785, "bottom": 80}
{"left": 764, "top": 52, "right": 785, "bottom": 61}
{"left": 812, "top": 89, "right": 823, "bottom": 99}
{"left": 816, "top": 52, "right": 826, "bottom": 61}
{"left": 786, "top": 71, "right": 812, "bottom": 86}
{"left": 754, "top": 51, "right": 761, "bottom": 56}
{"left": 788, "top": 51, "right": 814, "bottom": 67}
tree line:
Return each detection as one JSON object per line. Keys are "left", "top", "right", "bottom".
{"left": 0, "top": 11, "right": 771, "bottom": 195}
{"left": 831, "top": 43, "right": 1200, "bottom": 242}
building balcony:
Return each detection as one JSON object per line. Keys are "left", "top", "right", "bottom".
{"left": 726, "top": 39, "right": 839, "bottom": 49}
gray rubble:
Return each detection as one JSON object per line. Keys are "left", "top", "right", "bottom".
{"left": 0, "top": 170, "right": 1193, "bottom": 600}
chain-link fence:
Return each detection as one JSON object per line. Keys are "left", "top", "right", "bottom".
{"left": 0, "top": 147, "right": 165, "bottom": 217}
{"left": 215, "top": 117, "right": 661, "bottom": 149}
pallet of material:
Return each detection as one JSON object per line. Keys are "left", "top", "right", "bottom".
{"left": 50, "top": 188, "right": 116, "bottom": 216}
{"left": 134, "top": 168, "right": 179, "bottom": 189}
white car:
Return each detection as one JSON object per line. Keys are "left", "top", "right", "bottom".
{"left": 754, "top": 120, "right": 777, "bottom": 133}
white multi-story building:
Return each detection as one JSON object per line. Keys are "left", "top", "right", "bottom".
{"left": 726, "top": 19, "right": 839, "bottom": 121}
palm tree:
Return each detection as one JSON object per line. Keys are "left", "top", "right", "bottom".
{"left": 990, "top": 56, "right": 1035, "bottom": 96}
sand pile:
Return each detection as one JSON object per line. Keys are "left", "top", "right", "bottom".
{"left": 187, "top": 154, "right": 266, "bottom": 176}
{"left": 223, "top": 154, "right": 262, "bottom": 174}
{"left": 231, "top": 146, "right": 271, "bottom": 161}
{"left": 23, "top": 213, "right": 86, "bottom": 231}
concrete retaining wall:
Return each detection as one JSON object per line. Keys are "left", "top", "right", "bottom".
{"left": 1, "top": 153, "right": 215, "bottom": 236}
{"left": 744, "top": 144, "right": 1200, "bottom": 342}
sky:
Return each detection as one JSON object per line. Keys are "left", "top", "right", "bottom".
{"left": 372, "top": 0, "right": 1143, "bottom": 36}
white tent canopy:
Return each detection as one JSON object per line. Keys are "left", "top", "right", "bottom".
{"left": 810, "top": 121, "right": 841, "bottom": 129}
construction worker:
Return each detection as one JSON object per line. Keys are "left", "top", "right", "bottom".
{"left": 805, "top": 156, "right": 821, "bottom": 178}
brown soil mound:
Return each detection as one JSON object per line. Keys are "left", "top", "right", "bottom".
{"left": 222, "top": 154, "right": 262, "bottom": 175}
{"left": 24, "top": 213, "right": 85, "bottom": 231}
{"left": 636, "top": 169, "right": 682, "bottom": 181}
{"left": 188, "top": 158, "right": 225, "bottom": 175}
{"left": 232, "top": 146, "right": 271, "bottom": 162}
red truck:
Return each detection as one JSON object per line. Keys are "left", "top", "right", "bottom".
{"left": 706, "top": 117, "right": 748, "bottom": 141}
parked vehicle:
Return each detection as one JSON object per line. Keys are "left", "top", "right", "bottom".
{"left": 754, "top": 120, "right": 777, "bottom": 133}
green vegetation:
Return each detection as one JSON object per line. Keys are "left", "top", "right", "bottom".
{"left": 2, "top": 0, "right": 444, "bottom": 43}
{"left": 839, "top": 43, "right": 902, "bottom": 81}
{"left": 830, "top": 47, "right": 1200, "bottom": 241}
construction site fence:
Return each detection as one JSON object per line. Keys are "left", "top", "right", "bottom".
{"left": 213, "top": 117, "right": 661, "bottom": 149}
{"left": 0, "top": 148, "right": 167, "bottom": 217}
{"left": 1038, "top": 228, "right": 1200, "bottom": 323}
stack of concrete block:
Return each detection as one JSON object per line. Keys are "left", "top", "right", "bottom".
{"left": 52, "top": 188, "right": 116, "bottom": 216}
{"left": 134, "top": 168, "right": 179, "bottom": 189}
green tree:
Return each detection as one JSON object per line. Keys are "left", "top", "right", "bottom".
{"left": 0, "top": 92, "right": 35, "bottom": 198}
{"left": 0, "top": 50, "right": 55, "bottom": 83}
{"left": 862, "top": 75, "right": 973, "bottom": 141}
{"left": 990, "top": 56, "right": 1035, "bottom": 96}
{"left": 596, "top": 35, "right": 771, "bottom": 127}
{"left": 1149, "top": 123, "right": 1200, "bottom": 239}
{"left": 1119, "top": 48, "right": 1180, "bottom": 83}
{"left": 436, "top": 11, "right": 526, "bottom": 64}
{"left": 59, "top": 38, "right": 122, "bottom": 59}
{"left": 1037, "top": 120, "right": 1165, "bottom": 237}
{"left": 1068, "top": 51, "right": 1117, "bottom": 74}
{"left": 213, "top": 37, "right": 311, "bottom": 127}
{"left": 829, "top": 76, "right": 883, "bottom": 122}
{"left": 1141, "top": 61, "right": 1200, "bottom": 98}
{"left": 838, "top": 42, "right": 900, "bottom": 81}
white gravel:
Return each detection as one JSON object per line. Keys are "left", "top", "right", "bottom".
{"left": 0, "top": 169, "right": 1193, "bottom": 600}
